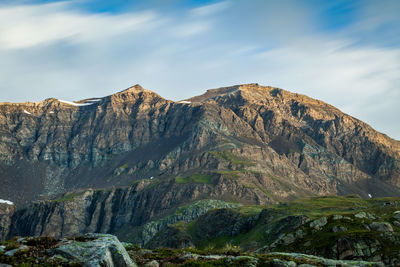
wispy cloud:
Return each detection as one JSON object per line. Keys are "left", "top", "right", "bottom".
{"left": 190, "top": 1, "right": 230, "bottom": 17}
{"left": 0, "top": 2, "right": 158, "bottom": 49}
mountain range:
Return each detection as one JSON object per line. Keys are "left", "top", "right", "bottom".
{"left": 0, "top": 83, "right": 399, "bottom": 243}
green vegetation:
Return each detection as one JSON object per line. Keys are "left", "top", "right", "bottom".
{"left": 175, "top": 173, "right": 213, "bottom": 184}
{"left": 267, "top": 173, "right": 291, "bottom": 191}
{"left": 215, "top": 170, "right": 240, "bottom": 178}
{"left": 120, "top": 163, "right": 129, "bottom": 169}
{"left": 175, "top": 176, "right": 188, "bottom": 184}
{"left": 275, "top": 195, "right": 372, "bottom": 218}
{"left": 52, "top": 193, "right": 76, "bottom": 203}
{"left": 141, "top": 195, "right": 400, "bottom": 262}
{"left": 210, "top": 151, "right": 255, "bottom": 167}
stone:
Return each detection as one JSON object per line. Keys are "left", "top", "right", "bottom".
{"left": 180, "top": 253, "right": 199, "bottom": 261}
{"left": 332, "top": 226, "right": 347, "bottom": 232}
{"left": 4, "top": 245, "right": 28, "bottom": 256}
{"left": 282, "top": 233, "right": 296, "bottom": 245}
{"left": 144, "top": 260, "right": 159, "bottom": 267}
{"left": 55, "top": 234, "right": 137, "bottom": 267}
{"left": 295, "top": 229, "right": 306, "bottom": 238}
{"left": 272, "top": 258, "right": 291, "bottom": 267}
{"left": 369, "top": 222, "right": 394, "bottom": 232}
{"left": 393, "top": 211, "right": 400, "bottom": 221}
{"left": 0, "top": 245, "right": 5, "bottom": 253}
{"left": 332, "top": 215, "right": 343, "bottom": 220}
{"left": 355, "top": 212, "right": 375, "bottom": 220}
{"left": 231, "top": 256, "right": 258, "bottom": 267}
{"left": 309, "top": 217, "right": 327, "bottom": 230}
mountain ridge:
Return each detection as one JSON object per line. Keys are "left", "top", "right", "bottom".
{"left": 0, "top": 83, "right": 400, "bottom": 243}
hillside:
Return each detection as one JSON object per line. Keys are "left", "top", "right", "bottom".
{"left": 0, "top": 83, "right": 399, "bottom": 242}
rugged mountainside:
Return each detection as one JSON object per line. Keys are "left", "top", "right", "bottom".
{"left": 0, "top": 83, "right": 400, "bottom": 242}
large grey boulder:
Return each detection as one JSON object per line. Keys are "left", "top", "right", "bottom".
{"left": 309, "top": 217, "right": 327, "bottom": 230}
{"left": 369, "top": 222, "right": 394, "bottom": 232}
{"left": 55, "top": 233, "right": 137, "bottom": 267}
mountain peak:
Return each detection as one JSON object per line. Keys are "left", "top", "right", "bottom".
{"left": 119, "top": 84, "right": 145, "bottom": 93}
{"left": 112, "top": 84, "right": 165, "bottom": 100}
{"left": 186, "top": 83, "right": 278, "bottom": 103}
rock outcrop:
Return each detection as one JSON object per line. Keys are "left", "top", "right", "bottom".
{"left": 55, "top": 234, "right": 136, "bottom": 267}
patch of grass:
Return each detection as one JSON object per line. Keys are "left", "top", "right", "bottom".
{"left": 215, "top": 170, "right": 240, "bottom": 178}
{"left": 52, "top": 193, "right": 76, "bottom": 203}
{"left": 175, "top": 176, "right": 189, "bottom": 184}
{"left": 267, "top": 173, "right": 291, "bottom": 191}
{"left": 277, "top": 195, "right": 371, "bottom": 218}
{"left": 237, "top": 205, "right": 265, "bottom": 217}
{"left": 210, "top": 151, "right": 255, "bottom": 167}
{"left": 175, "top": 173, "right": 213, "bottom": 184}
{"left": 189, "top": 173, "right": 213, "bottom": 184}
{"left": 120, "top": 163, "right": 129, "bottom": 169}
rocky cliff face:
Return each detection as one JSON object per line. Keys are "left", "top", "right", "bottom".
{"left": 0, "top": 83, "right": 400, "bottom": 241}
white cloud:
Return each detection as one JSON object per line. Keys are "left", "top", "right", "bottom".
{"left": 0, "top": 2, "right": 158, "bottom": 49}
{"left": 190, "top": 1, "right": 230, "bottom": 17}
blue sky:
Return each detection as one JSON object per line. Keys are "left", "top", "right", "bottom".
{"left": 0, "top": 0, "right": 399, "bottom": 139}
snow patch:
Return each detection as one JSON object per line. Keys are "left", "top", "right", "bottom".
{"left": 368, "top": 193, "right": 372, "bottom": 198}
{"left": 178, "top": 101, "right": 191, "bottom": 104}
{"left": 49, "top": 111, "right": 55, "bottom": 114}
{"left": 58, "top": 99, "right": 94, "bottom": 107}
{"left": 23, "top": 110, "right": 31, "bottom": 115}
{"left": 0, "top": 199, "right": 13, "bottom": 205}
{"left": 86, "top": 99, "right": 102, "bottom": 102}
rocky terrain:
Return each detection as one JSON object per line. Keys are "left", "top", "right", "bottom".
{"left": 1, "top": 83, "right": 400, "bottom": 264}
{"left": 1, "top": 195, "right": 400, "bottom": 266}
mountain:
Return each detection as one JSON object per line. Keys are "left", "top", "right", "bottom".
{"left": 0, "top": 83, "right": 400, "bottom": 242}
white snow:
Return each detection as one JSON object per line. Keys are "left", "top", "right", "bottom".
{"left": 58, "top": 99, "right": 94, "bottom": 107}
{"left": 178, "top": 101, "right": 191, "bottom": 104}
{"left": 86, "top": 99, "right": 102, "bottom": 102}
{"left": 368, "top": 193, "right": 372, "bottom": 198}
{"left": 0, "top": 199, "right": 13, "bottom": 205}
{"left": 23, "top": 110, "right": 31, "bottom": 115}
{"left": 49, "top": 111, "right": 55, "bottom": 114}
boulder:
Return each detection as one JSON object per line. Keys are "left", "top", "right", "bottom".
{"left": 4, "top": 245, "right": 28, "bottom": 256}
{"left": 393, "top": 211, "right": 400, "bottom": 221}
{"left": 54, "top": 234, "right": 137, "bottom": 267}
{"left": 332, "top": 226, "right": 347, "bottom": 233}
{"left": 144, "top": 260, "right": 159, "bottom": 267}
{"left": 355, "top": 212, "right": 375, "bottom": 220}
{"left": 369, "top": 222, "right": 394, "bottom": 232}
{"left": 309, "top": 217, "right": 327, "bottom": 230}
{"left": 332, "top": 215, "right": 343, "bottom": 220}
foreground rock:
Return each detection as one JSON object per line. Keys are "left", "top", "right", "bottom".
{"left": 0, "top": 234, "right": 137, "bottom": 266}
{"left": 55, "top": 234, "right": 136, "bottom": 267}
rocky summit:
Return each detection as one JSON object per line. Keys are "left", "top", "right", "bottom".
{"left": 1, "top": 83, "right": 400, "bottom": 266}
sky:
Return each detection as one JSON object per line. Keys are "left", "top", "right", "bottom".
{"left": 0, "top": 0, "right": 399, "bottom": 140}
